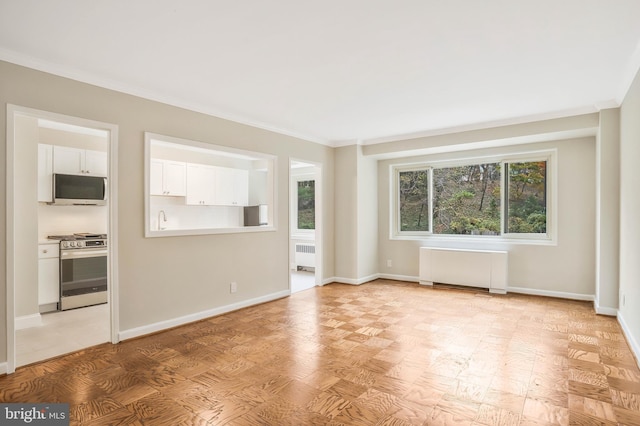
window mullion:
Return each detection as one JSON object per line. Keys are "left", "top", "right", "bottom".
{"left": 502, "top": 161, "right": 508, "bottom": 234}
{"left": 429, "top": 167, "right": 433, "bottom": 234}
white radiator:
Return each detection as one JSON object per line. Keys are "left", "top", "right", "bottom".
{"left": 295, "top": 243, "right": 316, "bottom": 268}
{"left": 419, "top": 247, "right": 508, "bottom": 294}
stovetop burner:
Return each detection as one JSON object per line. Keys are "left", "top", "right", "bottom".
{"left": 48, "top": 233, "right": 107, "bottom": 241}
{"left": 74, "top": 233, "right": 106, "bottom": 239}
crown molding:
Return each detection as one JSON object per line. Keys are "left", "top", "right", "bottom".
{"left": 0, "top": 49, "right": 331, "bottom": 146}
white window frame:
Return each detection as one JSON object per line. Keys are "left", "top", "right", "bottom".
{"left": 394, "top": 165, "right": 432, "bottom": 237}
{"left": 391, "top": 149, "right": 557, "bottom": 245}
{"left": 501, "top": 152, "right": 555, "bottom": 241}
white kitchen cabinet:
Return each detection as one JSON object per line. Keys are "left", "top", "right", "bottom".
{"left": 150, "top": 159, "right": 186, "bottom": 196}
{"left": 186, "top": 163, "right": 216, "bottom": 205}
{"left": 38, "top": 144, "right": 53, "bottom": 202}
{"left": 53, "top": 146, "right": 107, "bottom": 176}
{"left": 214, "top": 167, "right": 248, "bottom": 206}
{"left": 84, "top": 149, "right": 108, "bottom": 176}
{"left": 38, "top": 243, "right": 59, "bottom": 306}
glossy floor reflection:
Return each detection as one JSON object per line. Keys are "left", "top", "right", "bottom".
{"left": 2, "top": 280, "right": 639, "bottom": 425}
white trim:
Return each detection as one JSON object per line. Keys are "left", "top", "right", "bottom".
{"left": 144, "top": 132, "right": 278, "bottom": 238}
{"left": 333, "top": 274, "right": 380, "bottom": 286}
{"left": 321, "top": 277, "right": 335, "bottom": 286}
{"left": 390, "top": 149, "right": 557, "bottom": 244}
{"left": 507, "top": 286, "right": 594, "bottom": 301}
{"left": 324, "top": 277, "right": 597, "bottom": 305}
{"left": 6, "top": 104, "right": 119, "bottom": 374}
{"left": 108, "top": 122, "right": 120, "bottom": 345}
{"left": 618, "top": 311, "right": 640, "bottom": 370}
{"left": 119, "top": 290, "right": 290, "bottom": 341}
{"left": 15, "top": 314, "right": 42, "bottom": 330}
{"left": 0, "top": 48, "right": 329, "bottom": 146}
{"left": 378, "top": 273, "right": 419, "bottom": 283}
{"left": 594, "top": 300, "right": 618, "bottom": 317}
{"left": 6, "top": 105, "right": 17, "bottom": 374}
{"left": 363, "top": 109, "right": 600, "bottom": 146}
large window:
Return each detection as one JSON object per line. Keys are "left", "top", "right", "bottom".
{"left": 433, "top": 163, "right": 501, "bottom": 235}
{"left": 395, "top": 153, "right": 551, "bottom": 240}
{"left": 505, "top": 161, "right": 547, "bottom": 234}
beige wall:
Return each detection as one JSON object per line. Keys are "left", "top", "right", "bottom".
{"left": 334, "top": 145, "right": 358, "bottom": 280}
{"left": 14, "top": 115, "right": 39, "bottom": 318}
{"left": 356, "top": 145, "right": 379, "bottom": 279}
{"left": 377, "top": 137, "right": 597, "bottom": 296}
{"left": 619, "top": 66, "right": 640, "bottom": 357}
{"left": 2, "top": 57, "right": 638, "bottom": 368}
{"left": 0, "top": 60, "right": 335, "bottom": 364}
{"left": 596, "top": 108, "right": 620, "bottom": 312}
{"left": 333, "top": 145, "right": 379, "bottom": 282}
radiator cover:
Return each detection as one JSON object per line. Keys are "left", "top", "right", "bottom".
{"left": 419, "top": 247, "right": 508, "bottom": 294}
{"left": 295, "top": 243, "right": 316, "bottom": 268}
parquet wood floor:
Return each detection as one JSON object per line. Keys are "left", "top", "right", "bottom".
{"left": 2, "top": 280, "right": 640, "bottom": 425}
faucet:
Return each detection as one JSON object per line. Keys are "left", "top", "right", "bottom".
{"left": 158, "top": 210, "right": 168, "bottom": 230}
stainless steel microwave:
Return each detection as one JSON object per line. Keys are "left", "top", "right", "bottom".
{"left": 52, "top": 173, "right": 107, "bottom": 205}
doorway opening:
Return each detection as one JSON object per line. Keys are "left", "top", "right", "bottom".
{"left": 6, "top": 105, "right": 119, "bottom": 373}
{"left": 289, "top": 159, "right": 322, "bottom": 293}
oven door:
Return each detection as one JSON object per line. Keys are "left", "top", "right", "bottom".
{"left": 59, "top": 248, "right": 108, "bottom": 310}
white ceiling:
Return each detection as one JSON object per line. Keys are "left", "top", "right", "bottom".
{"left": 2, "top": 1, "right": 640, "bottom": 146}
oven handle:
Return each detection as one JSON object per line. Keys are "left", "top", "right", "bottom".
{"left": 61, "top": 249, "right": 108, "bottom": 259}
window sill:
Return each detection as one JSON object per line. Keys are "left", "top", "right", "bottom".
{"left": 291, "top": 231, "right": 315, "bottom": 241}
{"left": 391, "top": 233, "right": 556, "bottom": 246}
{"left": 146, "top": 225, "right": 276, "bottom": 238}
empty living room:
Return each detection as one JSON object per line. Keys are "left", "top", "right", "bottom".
{"left": 1, "top": 1, "right": 640, "bottom": 425}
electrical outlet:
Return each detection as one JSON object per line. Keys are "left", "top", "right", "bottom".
{"left": 387, "top": 259, "right": 393, "bottom": 268}
{"left": 622, "top": 294, "right": 626, "bottom": 307}
{"left": 230, "top": 282, "right": 237, "bottom": 293}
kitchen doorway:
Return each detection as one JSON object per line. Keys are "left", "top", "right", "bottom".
{"left": 5, "top": 105, "right": 119, "bottom": 374}
{"left": 289, "top": 159, "right": 322, "bottom": 293}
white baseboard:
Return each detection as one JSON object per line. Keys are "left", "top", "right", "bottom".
{"left": 119, "top": 290, "right": 290, "bottom": 341}
{"left": 333, "top": 274, "right": 380, "bottom": 285}
{"left": 321, "top": 277, "right": 334, "bottom": 285}
{"left": 618, "top": 311, "right": 640, "bottom": 369}
{"left": 507, "top": 286, "right": 594, "bottom": 301}
{"left": 378, "top": 273, "right": 419, "bottom": 283}
{"left": 0, "top": 362, "right": 7, "bottom": 375}
{"left": 15, "top": 313, "right": 42, "bottom": 330}
{"left": 594, "top": 300, "right": 618, "bottom": 316}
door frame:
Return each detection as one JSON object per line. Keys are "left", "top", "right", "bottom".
{"left": 289, "top": 158, "right": 323, "bottom": 288}
{"left": 5, "top": 104, "right": 120, "bottom": 374}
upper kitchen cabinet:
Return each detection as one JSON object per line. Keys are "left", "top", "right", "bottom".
{"left": 215, "top": 167, "right": 249, "bottom": 206}
{"left": 150, "top": 159, "right": 186, "bottom": 196}
{"left": 145, "top": 132, "right": 276, "bottom": 237}
{"left": 185, "top": 163, "right": 216, "bottom": 205}
{"left": 53, "top": 145, "right": 108, "bottom": 176}
{"left": 185, "top": 164, "right": 249, "bottom": 206}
